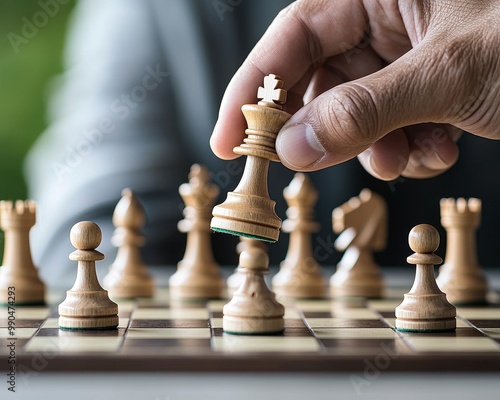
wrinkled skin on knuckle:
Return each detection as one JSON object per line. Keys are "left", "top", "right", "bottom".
{"left": 453, "top": 39, "right": 500, "bottom": 138}
{"left": 424, "top": 1, "right": 500, "bottom": 138}
{"left": 415, "top": 30, "right": 496, "bottom": 135}
{"left": 319, "top": 84, "right": 380, "bottom": 155}
{"left": 420, "top": 35, "right": 475, "bottom": 118}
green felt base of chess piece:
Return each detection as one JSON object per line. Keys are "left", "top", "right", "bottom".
{"left": 210, "top": 227, "right": 276, "bottom": 243}
{"left": 0, "top": 301, "right": 46, "bottom": 307}
{"left": 222, "top": 328, "right": 285, "bottom": 335}
{"left": 59, "top": 325, "right": 118, "bottom": 332}
{"left": 396, "top": 327, "right": 456, "bottom": 333}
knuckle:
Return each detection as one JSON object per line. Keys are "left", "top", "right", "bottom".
{"left": 319, "top": 84, "right": 380, "bottom": 152}
{"left": 429, "top": 32, "right": 500, "bottom": 137}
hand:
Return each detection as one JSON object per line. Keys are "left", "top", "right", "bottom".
{"left": 210, "top": 0, "right": 500, "bottom": 180}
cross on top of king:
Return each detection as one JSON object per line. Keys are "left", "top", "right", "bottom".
{"left": 257, "top": 74, "right": 287, "bottom": 109}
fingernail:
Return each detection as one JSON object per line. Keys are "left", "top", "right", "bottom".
{"left": 358, "top": 148, "right": 392, "bottom": 179}
{"left": 276, "top": 123, "right": 325, "bottom": 169}
{"left": 359, "top": 148, "right": 376, "bottom": 174}
{"left": 421, "top": 150, "right": 450, "bottom": 170}
{"left": 367, "top": 150, "right": 383, "bottom": 177}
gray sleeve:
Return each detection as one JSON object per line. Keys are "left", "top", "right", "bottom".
{"left": 24, "top": 0, "right": 192, "bottom": 286}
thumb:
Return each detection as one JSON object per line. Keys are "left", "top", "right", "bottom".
{"left": 275, "top": 43, "right": 466, "bottom": 174}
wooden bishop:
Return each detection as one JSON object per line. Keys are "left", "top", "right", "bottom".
{"left": 59, "top": 221, "right": 118, "bottom": 330}
{"left": 211, "top": 74, "right": 291, "bottom": 243}
{"left": 169, "top": 164, "right": 224, "bottom": 300}
{"left": 272, "top": 173, "right": 326, "bottom": 298}
{"left": 0, "top": 200, "right": 45, "bottom": 305}
{"left": 395, "top": 224, "right": 456, "bottom": 333}
{"left": 103, "top": 189, "right": 154, "bottom": 299}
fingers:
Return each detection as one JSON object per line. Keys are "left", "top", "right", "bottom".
{"left": 357, "top": 129, "right": 409, "bottom": 180}
{"left": 358, "top": 124, "right": 461, "bottom": 180}
{"left": 401, "top": 125, "right": 461, "bottom": 178}
{"left": 275, "top": 41, "right": 468, "bottom": 171}
{"left": 210, "top": 0, "right": 369, "bottom": 159}
{"left": 212, "top": 0, "right": 500, "bottom": 176}
{"left": 304, "top": 46, "right": 387, "bottom": 104}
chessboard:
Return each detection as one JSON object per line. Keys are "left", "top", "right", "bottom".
{"left": 2, "top": 286, "right": 500, "bottom": 373}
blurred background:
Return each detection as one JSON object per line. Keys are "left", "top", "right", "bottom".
{"left": 0, "top": 0, "right": 76, "bottom": 200}
{"left": 0, "top": 0, "right": 499, "bottom": 273}
{"left": 0, "top": 0, "right": 75, "bottom": 259}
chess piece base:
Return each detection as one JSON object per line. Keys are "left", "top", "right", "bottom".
{"left": 273, "top": 262, "right": 326, "bottom": 299}
{"left": 0, "top": 267, "right": 46, "bottom": 305}
{"left": 59, "top": 290, "right": 118, "bottom": 330}
{"left": 58, "top": 315, "right": 119, "bottom": 330}
{"left": 0, "top": 285, "right": 45, "bottom": 305}
{"left": 330, "top": 282, "right": 383, "bottom": 299}
{"left": 223, "top": 269, "right": 284, "bottom": 335}
{"left": 395, "top": 292, "right": 456, "bottom": 332}
{"left": 330, "top": 249, "right": 384, "bottom": 299}
{"left": 104, "top": 272, "right": 154, "bottom": 299}
{"left": 274, "top": 285, "right": 326, "bottom": 299}
{"left": 169, "top": 270, "right": 224, "bottom": 300}
{"left": 107, "top": 283, "right": 154, "bottom": 299}
{"left": 437, "top": 284, "right": 487, "bottom": 305}
{"left": 330, "top": 269, "right": 384, "bottom": 298}
{"left": 437, "top": 268, "right": 488, "bottom": 304}
{"left": 223, "top": 315, "right": 284, "bottom": 335}
{"left": 395, "top": 318, "right": 456, "bottom": 332}
{"left": 211, "top": 191, "right": 281, "bottom": 243}
{"left": 169, "top": 286, "right": 223, "bottom": 301}
{"left": 273, "top": 279, "right": 326, "bottom": 299}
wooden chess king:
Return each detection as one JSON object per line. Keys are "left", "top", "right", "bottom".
{"left": 211, "top": 74, "right": 291, "bottom": 242}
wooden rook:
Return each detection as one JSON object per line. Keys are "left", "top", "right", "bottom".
{"left": 272, "top": 173, "right": 326, "bottom": 298}
{"left": 227, "top": 237, "right": 267, "bottom": 297}
{"left": 211, "top": 74, "right": 291, "bottom": 243}
{"left": 223, "top": 245, "right": 284, "bottom": 335}
{"left": 396, "top": 224, "right": 456, "bottom": 333}
{"left": 169, "top": 164, "right": 224, "bottom": 300}
{"left": 437, "top": 198, "right": 488, "bottom": 304}
{"left": 0, "top": 200, "right": 45, "bottom": 305}
{"left": 59, "top": 221, "right": 118, "bottom": 330}
{"left": 103, "top": 189, "right": 154, "bottom": 299}
{"left": 330, "top": 189, "right": 386, "bottom": 298}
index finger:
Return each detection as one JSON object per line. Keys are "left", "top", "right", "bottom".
{"left": 210, "top": 0, "right": 369, "bottom": 160}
